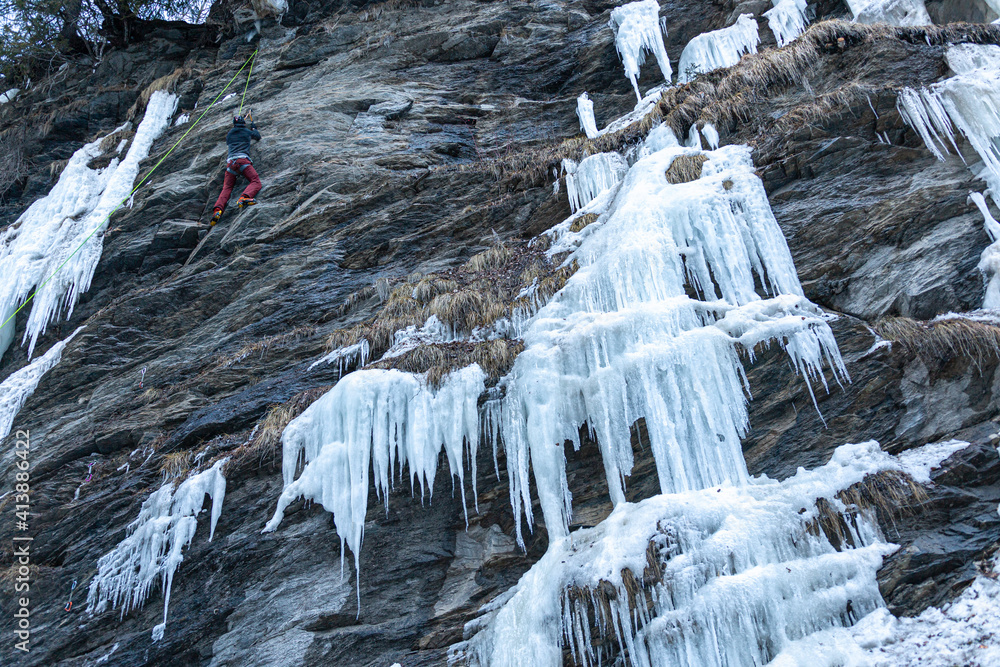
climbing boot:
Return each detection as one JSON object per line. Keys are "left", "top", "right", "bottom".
{"left": 237, "top": 196, "right": 256, "bottom": 210}
{"left": 210, "top": 208, "right": 223, "bottom": 226}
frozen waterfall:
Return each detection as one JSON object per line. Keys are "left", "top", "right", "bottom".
{"left": 0, "top": 326, "right": 83, "bottom": 440}
{"left": 496, "top": 139, "right": 846, "bottom": 546}
{"left": 453, "top": 442, "right": 899, "bottom": 667}
{"left": 0, "top": 90, "right": 177, "bottom": 359}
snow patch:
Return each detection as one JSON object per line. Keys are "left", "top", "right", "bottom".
{"left": 895, "top": 439, "right": 969, "bottom": 483}
{"left": 846, "top": 0, "right": 931, "bottom": 25}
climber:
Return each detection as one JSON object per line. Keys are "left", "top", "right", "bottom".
{"left": 210, "top": 114, "right": 262, "bottom": 225}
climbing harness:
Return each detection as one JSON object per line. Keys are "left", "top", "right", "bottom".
{"left": 64, "top": 579, "right": 77, "bottom": 612}
{"left": 0, "top": 48, "right": 259, "bottom": 336}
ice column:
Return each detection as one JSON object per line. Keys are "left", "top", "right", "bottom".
{"left": 678, "top": 14, "right": 760, "bottom": 83}
{"left": 576, "top": 92, "right": 599, "bottom": 139}
{"left": 609, "top": 0, "right": 673, "bottom": 100}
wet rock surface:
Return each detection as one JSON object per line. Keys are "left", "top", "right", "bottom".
{"left": 0, "top": 0, "right": 999, "bottom": 665}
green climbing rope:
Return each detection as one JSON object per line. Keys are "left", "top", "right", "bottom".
{"left": 0, "top": 48, "right": 260, "bottom": 336}
{"left": 239, "top": 50, "right": 257, "bottom": 117}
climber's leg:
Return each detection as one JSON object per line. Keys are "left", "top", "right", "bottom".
{"left": 240, "top": 162, "right": 262, "bottom": 200}
{"left": 214, "top": 167, "right": 238, "bottom": 212}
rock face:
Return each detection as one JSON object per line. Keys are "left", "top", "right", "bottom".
{"left": 0, "top": 1, "right": 999, "bottom": 665}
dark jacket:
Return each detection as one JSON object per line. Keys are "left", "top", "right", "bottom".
{"left": 226, "top": 123, "right": 261, "bottom": 161}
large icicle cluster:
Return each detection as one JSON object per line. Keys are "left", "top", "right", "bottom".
{"left": 677, "top": 14, "right": 759, "bottom": 84}
{"left": 0, "top": 326, "right": 83, "bottom": 440}
{"left": 562, "top": 152, "right": 629, "bottom": 212}
{"left": 0, "top": 91, "right": 177, "bottom": 359}
{"left": 845, "top": 0, "right": 931, "bottom": 25}
{"left": 897, "top": 44, "right": 1000, "bottom": 195}
{"left": 263, "top": 365, "right": 486, "bottom": 585}
{"left": 608, "top": 0, "right": 672, "bottom": 100}
{"left": 87, "top": 458, "right": 228, "bottom": 641}
{"left": 764, "top": 0, "right": 810, "bottom": 48}
{"left": 454, "top": 442, "right": 898, "bottom": 667}
{"left": 496, "top": 138, "right": 845, "bottom": 546}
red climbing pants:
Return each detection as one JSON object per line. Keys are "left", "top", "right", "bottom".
{"left": 213, "top": 158, "right": 261, "bottom": 212}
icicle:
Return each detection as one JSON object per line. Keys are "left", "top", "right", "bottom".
{"left": 845, "top": 0, "right": 931, "bottom": 25}
{"left": 262, "top": 366, "right": 486, "bottom": 593}
{"left": 0, "top": 326, "right": 83, "bottom": 440}
{"left": 609, "top": 0, "right": 673, "bottom": 100}
{"left": 897, "top": 45, "right": 1000, "bottom": 201}
{"left": 308, "top": 340, "right": 371, "bottom": 372}
{"left": 576, "top": 93, "right": 599, "bottom": 139}
{"left": 0, "top": 91, "right": 177, "bottom": 359}
{"left": 562, "top": 153, "right": 629, "bottom": 212}
{"left": 678, "top": 15, "right": 760, "bottom": 84}
{"left": 702, "top": 123, "right": 720, "bottom": 150}
{"left": 764, "top": 0, "right": 810, "bottom": 48}
{"left": 969, "top": 192, "right": 1000, "bottom": 309}
{"left": 86, "top": 459, "right": 228, "bottom": 641}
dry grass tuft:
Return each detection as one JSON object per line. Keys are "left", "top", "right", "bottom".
{"left": 227, "top": 386, "right": 332, "bottom": 473}
{"left": 464, "top": 244, "right": 513, "bottom": 273}
{"left": 370, "top": 339, "right": 525, "bottom": 388}
{"left": 569, "top": 213, "right": 600, "bottom": 233}
{"left": 159, "top": 451, "right": 191, "bottom": 481}
{"left": 665, "top": 154, "right": 708, "bottom": 184}
{"left": 808, "top": 469, "right": 927, "bottom": 549}
{"left": 883, "top": 315, "right": 999, "bottom": 361}
{"left": 874, "top": 316, "right": 1000, "bottom": 368}
{"left": 128, "top": 67, "right": 190, "bottom": 120}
